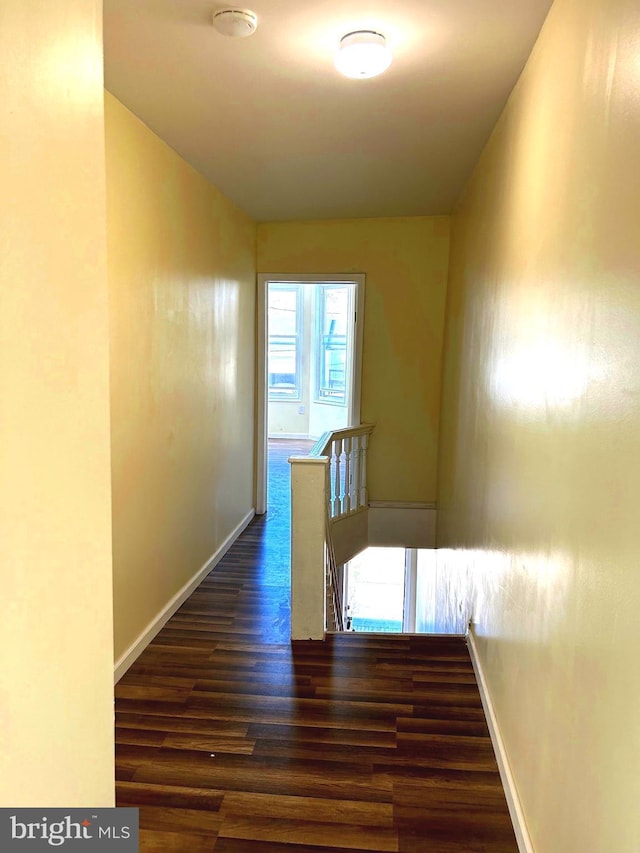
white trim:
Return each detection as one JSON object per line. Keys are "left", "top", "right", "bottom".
{"left": 403, "top": 548, "right": 417, "bottom": 632}
{"left": 256, "top": 273, "right": 365, "bottom": 517}
{"left": 328, "top": 630, "right": 466, "bottom": 639}
{"left": 268, "top": 432, "right": 315, "bottom": 440}
{"left": 467, "top": 628, "right": 534, "bottom": 853}
{"left": 114, "top": 509, "right": 255, "bottom": 683}
{"left": 368, "top": 500, "right": 436, "bottom": 510}
{"left": 351, "top": 276, "right": 365, "bottom": 426}
{"left": 256, "top": 278, "right": 268, "bottom": 515}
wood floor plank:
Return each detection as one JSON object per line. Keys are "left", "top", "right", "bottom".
{"left": 398, "top": 835, "right": 516, "bottom": 853}
{"left": 115, "top": 727, "right": 167, "bottom": 747}
{"left": 213, "top": 842, "right": 361, "bottom": 853}
{"left": 246, "top": 722, "right": 398, "bottom": 748}
{"left": 114, "top": 439, "right": 517, "bottom": 851}
{"left": 134, "top": 766, "right": 393, "bottom": 804}
{"left": 116, "top": 780, "right": 224, "bottom": 810}
{"left": 138, "top": 829, "right": 216, "bottom": 852}
{"left": 161, "top": 733, "right": 256, "bottom": 754}
{"left": 115, "top": 713, "right": 249, "bottom": 737}
{"left": 219, "top": 791, "right": 394, "bottom": 826}
{"left": 138, "top": 806, "right": 222, "bottom": 834}
{"left": 394, "top": 805, "right": 517, "bottom": 844}
{"left": 115, "top": 684, "right": 192, "bottom": 703}
{"left": 217, "top": 816, "right": 399, "bottom": 851}
{"left": 397, "top": 716, "right": 489, "bottom": 738}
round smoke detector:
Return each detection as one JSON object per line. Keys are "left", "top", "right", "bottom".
{"left": 212, "top": 8, "right": 258, "bottom": 38}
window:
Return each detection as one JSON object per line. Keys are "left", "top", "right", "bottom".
{"left": 314, "top": 284, "right": 352, "bottom": 405}
{"left": 268, "top": 284, "right": 302, "bottom": 400}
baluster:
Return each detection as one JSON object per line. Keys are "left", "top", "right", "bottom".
{"left": 328, "top": 442, "right": 336, "bottom": 512}
{"left": 325, "top": 462, "right": 332, "bottom": 518}
{"left": 325, "top": 542, "right": 334, "bottom": 631}
{"left": 358, "top": 432, "right": 368, "bottom": 507}
{"left": 344, "top": 436, "right": 352, "bottom": 514}
{"left": 351, "top": 435, "right": 360, "bottom": 509}
{"left": 332, "top": 438, "right": 342, "bottom": 518}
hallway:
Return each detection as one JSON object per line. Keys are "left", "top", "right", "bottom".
{"left": 114, "top": 439, "right": 517, "bottom": 851}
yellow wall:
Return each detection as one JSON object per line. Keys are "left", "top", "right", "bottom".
{"left": 0, "top": 1, "right": 114, "bottom": 805}
{"left": 105, "top": 94, "right": 256, "bottom": 662}
{"left": 437, "top": 0, "right": 640, "bottom": 849}
{"left": 257, "top": 217, "right": 450, "bottom": 502}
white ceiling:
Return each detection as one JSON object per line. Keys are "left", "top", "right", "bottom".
{"left": 104, "top": 0, "right": 553, "bottom": 222}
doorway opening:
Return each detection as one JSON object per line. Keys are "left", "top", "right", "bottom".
{"left": 268, "top": 281, "right": 354, "bottom": 439}
{"left": 256, "top": 274, "right": 365, "bottom": 514}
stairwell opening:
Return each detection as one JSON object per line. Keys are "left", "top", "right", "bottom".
{"left": 340, "top": 546, "right": 462, "bottom": 635}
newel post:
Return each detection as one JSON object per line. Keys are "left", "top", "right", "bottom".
{"left": 289, "top": 455, "right": 329, "bottom": 640}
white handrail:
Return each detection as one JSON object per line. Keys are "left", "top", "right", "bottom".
{"left": 309, "top": 423, "right": 375, "bottom": 457}
{"left": 309, "top": 424, "right": 374, "bottom": 523}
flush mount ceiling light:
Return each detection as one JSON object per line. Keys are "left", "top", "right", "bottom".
{"left": 212, "top": 8, "right": 257, "bottom": 38}
{"left": 335, "top": 30, "right": 392, "bottom": 79}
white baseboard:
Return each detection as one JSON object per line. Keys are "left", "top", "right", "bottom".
{"left": 268, "top": 432, "right": 314, "bottom": 441}
{"left": 114, "top": 508, "right": 255, "bottom": 683}
{"left": 368, "top": 501, "right": 436, "bottom": 549}
{"left": 467, "top": 628, "right": 533, "bottom": 853}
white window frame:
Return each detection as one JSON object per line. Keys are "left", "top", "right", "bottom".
{"left": 313, "top": 283, "right": 354, "bottom": 407}
{"left": 267, "top": 283, "right": 303, "bottom": 402}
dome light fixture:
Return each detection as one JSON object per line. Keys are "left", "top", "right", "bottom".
{"left": 335, "top": 30, "right": 392, "bottom": 79}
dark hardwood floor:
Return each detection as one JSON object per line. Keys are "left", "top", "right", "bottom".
{"left": 115, "top": 439, "right": 517, "bottom": 852}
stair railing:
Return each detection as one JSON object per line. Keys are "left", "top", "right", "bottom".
{"left": 289, "top": 424, "right": 374, "bottom": 640}
{"left": 311, "top": 424, "right": 374, "bottom": 522}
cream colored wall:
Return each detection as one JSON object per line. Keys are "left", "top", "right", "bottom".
{"left": 437, "top": 0, "right": 640, "bottom": 849}
{"left": 105, "top": 94, "right": 256, "bottom": 662}
{"left": 257, "top": 217, "right": 450, "bottom": 502}
{"left": 0, "top": 1, "right": 114, "bottom": 805}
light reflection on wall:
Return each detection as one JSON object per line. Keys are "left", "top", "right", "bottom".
{"left": 491, "top": 339, "right": 591, "bottom": 411}
{"left": 487, "top": 296, "right": 606, "bottom": 414}
{"left": 209, "top": 277, "right": 240, "bottom": 400}
{"left": 45, "top": 33, "right": 103, "bottom": 109}
{"left": 434, "top": 546, "right": 572, "bottom": 646}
